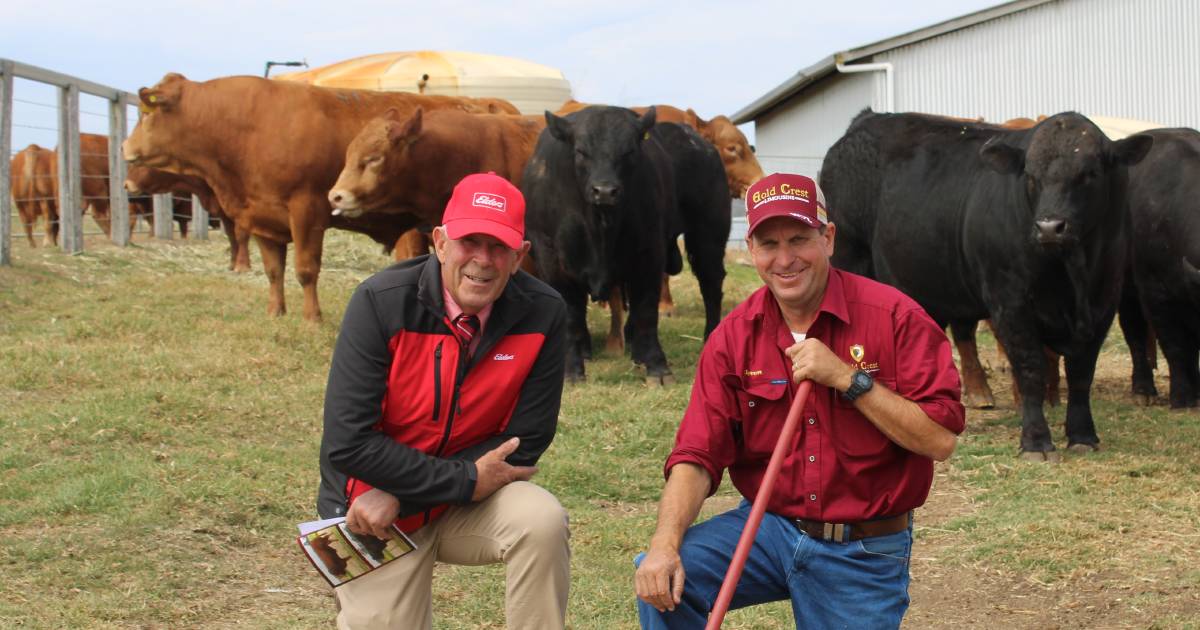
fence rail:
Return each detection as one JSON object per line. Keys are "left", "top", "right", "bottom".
{"left": 1, "top": 57, "right": 210, "bottom": 266}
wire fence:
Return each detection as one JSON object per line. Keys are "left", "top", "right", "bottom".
{"left": 2, "top": 57, "right": 213, "bottom": 264}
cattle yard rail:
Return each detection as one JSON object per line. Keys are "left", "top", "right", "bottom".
{"left": 1, "top": 58, "right": 210, "bottom": 266}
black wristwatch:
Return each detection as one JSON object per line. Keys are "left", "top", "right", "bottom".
{"left": 841, "top": 369, "right": 874, "bottom": 402}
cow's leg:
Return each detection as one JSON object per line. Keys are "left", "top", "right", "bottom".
{"left": 1062, "top": 333, "right": 1107, "bottom": 452}
{"left": 1044, "top": 349, "right": 1062, "bottom": 407}
{"left": 560, "top": 283, "right": 590, "bottom": 382}
{"left": 1157, "top": 317, "right": 1200, "bottom": 409}
{"left": 289, "top": 202, "right": 326, "bottom": 322}
{"left": 46, "top": 200, "right": 59, "bottom": 247}
{"left": 255, "top": 235, "right": 288, "bottom": 317}
{"left": 605, "top": 286, "right": 625, "bottom": 355}
{"left": 177, "top": 217, "right": 190, "bottom": 240}
{"left": 949, "top": 320, "right": 995, "bottom": 409}
{"left": 91, "top": 201, "right": 112, "bottom": 238}
{"left": 683, "top": 229, "right": 727, "bottom": 340}
{"left": 626, "top": 269, "right": 672, "bottom": 386}
{"left": 392, "top": 229, "right": 430, "bottom": 261}
{"left": 992, "top": 318, "right": 1055, "bottom": 459}
{"left": 659, "top": 275, "right": 675, "bottom": 317}
{"left": 1118, "top": 288, "right": 1157, "bottom": 403}
{"left": 232, "top": 222, "right": 252, "bottom": 272}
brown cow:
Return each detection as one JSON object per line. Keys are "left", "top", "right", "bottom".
{"left": 10, "top": 144, "right": 58, "bottom": 246}
{"left": 125, "top": 166, "right": 252, "bottom": 271}
{"left": 123, "top": 73, "right": 509, "bottom": 321}
{"left": 309, "top": 532, "right": 349, "bottom": 577}
{"left": 330, "top": 107, "right": 544, "bottom": 217}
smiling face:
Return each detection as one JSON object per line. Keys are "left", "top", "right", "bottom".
{"left": 747, "top": 216, "right": 836, "bottom": 317}
{"left": 432, "top": 227, "right": 530, "bottom": 314}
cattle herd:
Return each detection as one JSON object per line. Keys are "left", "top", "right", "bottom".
{"left": 8, "top": 71, "right": 1199, "bottom": 456}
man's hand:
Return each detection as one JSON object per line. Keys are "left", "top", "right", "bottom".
{"left": 345, "top": 488, "right": 401, "bottom": 540}
{"left": 786, "top": 338, "right": 855, "bottom": 390}
{"left": 471, "top": 437, "right": 538, "bottom": 502}
{"left": 635, "top": 543, "right": 686, "bottom": 612}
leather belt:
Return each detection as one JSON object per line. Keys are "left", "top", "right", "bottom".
{"left": 793, "top": 511, "right": 911, "bottom": 544}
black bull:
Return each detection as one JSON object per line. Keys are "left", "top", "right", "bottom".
{"left": 821, "top": 110, "right": 1152, "bottom": 457}
{"left": 1121, "top": 127, "right": 1200, "bottom": 408}
{"left": 521, "top": 106, "right": 730, "bottom": 383}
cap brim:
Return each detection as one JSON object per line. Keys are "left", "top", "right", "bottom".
{"left": 444, "top": 218, "right": 524, "bottom": 250}
{"left": 746, "top": 210, "right": 823, "bottom": 237}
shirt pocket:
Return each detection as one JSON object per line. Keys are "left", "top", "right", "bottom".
{"left": 831, "top": 376, "right": 896, "bottom": 457}
{"left": 732, "top": 376, "right": 790, "bottom": 458}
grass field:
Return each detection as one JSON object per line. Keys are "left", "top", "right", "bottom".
{"left": 1, "top": 231, "right": 1198, "bottom": 629}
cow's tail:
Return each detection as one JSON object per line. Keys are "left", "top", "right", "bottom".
{"left": 20, "top": 147, "right": 37, "bottom": 198}
{"left": 1184, "top": 256, "right": 1200, "bottom": 305}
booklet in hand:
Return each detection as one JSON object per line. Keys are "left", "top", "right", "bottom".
{"left": 297, "top": 517, "right": 417, "bottom": 588}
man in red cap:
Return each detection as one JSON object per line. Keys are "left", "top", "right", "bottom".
{"left": 318, "top": 172, "right": 571, "bottom": 629}
{"left": 634, "top": 172, "right": 965, "bottom": 628}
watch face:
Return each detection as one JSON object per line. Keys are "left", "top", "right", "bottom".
{"left": 854, "top": 371, "right": 873, "bottom": 389}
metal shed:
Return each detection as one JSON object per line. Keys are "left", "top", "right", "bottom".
{"left": 733, "top": 0, "right": 1200, "bottom": 178}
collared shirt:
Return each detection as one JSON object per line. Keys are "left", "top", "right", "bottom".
{"left": 665, "top": 268, "right": 965, "bottom": 523}
{"left": 442, "top": 287, "right": 494, "bottom": 357}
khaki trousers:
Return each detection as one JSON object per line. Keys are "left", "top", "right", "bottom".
{"left": 335, "top": 481, "right": 570, "bottom": 629}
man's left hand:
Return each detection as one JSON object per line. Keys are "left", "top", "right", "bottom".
{"left": 786, "top": 338, "right": 854, "bottom": 390}
{"left": 345, "top": 488, "right": 401, "bottom": 540}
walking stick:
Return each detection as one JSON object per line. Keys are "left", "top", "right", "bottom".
{"left": 704, "top": 380, "right": 813, "bottom": 630}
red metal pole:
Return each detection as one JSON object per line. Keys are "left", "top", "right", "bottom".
{"left": 704, "top": 380, "right": 813, "bottom": 630}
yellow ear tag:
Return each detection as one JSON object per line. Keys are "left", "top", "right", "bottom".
{"left": 148, "top": 95, "right": 157, "bottom": 103}
{"left": 138, "top": 102, "right": 151, "bottom": 115}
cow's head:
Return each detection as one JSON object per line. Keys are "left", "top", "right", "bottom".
{"left": 328, "top": 108, "right": 423, "bottom": 217}
{"left": 980, "top": 112, "right": 1153, "bottom": 249}
{"left": 693, "top": 111, "right": 764, "bottom": 198}
{"left": 545, "top": 106, "right": 657, "bottom": 208}
{"left": 122, "top": 73, "right": 191, "bottom": 168}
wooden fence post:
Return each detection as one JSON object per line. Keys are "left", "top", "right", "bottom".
{"left": 191, "top": 194, "right": 208, "bottom": 240}
{"left": 1, "top": 60, "right": 13, "bottom": 266}
{"left": 108, "top": 99, "right": 129, "bottom": 246}
{"left": 153, "top": 193, "right": 173, "bottom": 240}
{"left": 57, "top": 83, "right": 83, "bottom": 254}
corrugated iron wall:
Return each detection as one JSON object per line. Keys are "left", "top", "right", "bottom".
{"left": 880, "top": 0, "right": 1199, "bottom": 128}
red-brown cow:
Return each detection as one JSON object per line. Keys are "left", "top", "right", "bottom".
{"left": 10, "top": 144, "right": 58, "bottom": 246}
{"left": 123, "top": 73, "right": 510, "bottom": 321}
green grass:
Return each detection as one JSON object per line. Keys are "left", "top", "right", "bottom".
{"left": 1, "top": 233, "right": 1198, "bottom": 628}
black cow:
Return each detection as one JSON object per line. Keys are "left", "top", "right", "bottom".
{"left": 654, "top": 121, "right": 731, "bottom": 338}
{"left": 522, "top": 107, "right": 729, "bottom": 384}
{"left": 1120, "top": 128, "right": 1200, "bottom": 408}
{"left": 821, "top": 110, "right": 1152, "bottom": 459}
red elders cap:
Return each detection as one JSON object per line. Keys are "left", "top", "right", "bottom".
{"left": 442, "top": 172, "right": 526, "bottom": 249}
{"left": 745, "top": 172, "right": 828, "bottom": 237}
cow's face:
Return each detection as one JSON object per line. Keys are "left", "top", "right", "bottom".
{"left": 981, "top": 113, "right": 1153, "bottom": 249}
{"left": 545, "top": 107, "right": 656, "bottom": 209}
{"left": 697, "top": 113, "right": 764, "bottom": 198}
{"left": 122, "top": 73, "right": 190, "bottom": 168}
{"left": 329, "top": 108, "right": 422, "bottom": 216}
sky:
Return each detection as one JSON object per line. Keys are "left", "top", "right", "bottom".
{"left": 2, "top": 0, "right": 1001, "bottom": 149}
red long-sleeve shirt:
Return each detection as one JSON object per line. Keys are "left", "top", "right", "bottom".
{"left": 665, "top": 268, "right": 965, "bottom": 522}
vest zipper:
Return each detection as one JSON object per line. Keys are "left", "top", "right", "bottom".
{"left": 431, "top": 341, "right": 443, "bottom": 423}
{"left": 434, "top": 347, "right": 469, "bottom": 456}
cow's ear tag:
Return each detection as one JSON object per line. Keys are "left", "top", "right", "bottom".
{"left": 148, "top": 95, "right": 157, "bottom": 103}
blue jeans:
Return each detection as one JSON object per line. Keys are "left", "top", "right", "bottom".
{"left": 635, "top": 501, "right": 912, "bottom": 629}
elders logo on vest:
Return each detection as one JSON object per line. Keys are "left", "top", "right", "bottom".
{"left": 472, "top": 192, "right": 507, "bottom": 212}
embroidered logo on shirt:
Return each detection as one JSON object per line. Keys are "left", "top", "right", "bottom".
{"left": 850, "top": 344, "right": 865, "bottom": 363}
{"left": 849, "top": 344, "right": 881, "bottom": 373}
{"left": 493, "top": 353, "right": 515, "bottom": 361}
{"left": 744, "top": 369, "right": 763, "bottom": 377}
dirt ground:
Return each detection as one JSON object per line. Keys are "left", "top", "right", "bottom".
{"left": 905, "top": 341, "right": 1199, "bottom": 629}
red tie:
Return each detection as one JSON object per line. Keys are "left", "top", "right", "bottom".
{"left": 453, "top": 314, "right": 480, "bottom": 350}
